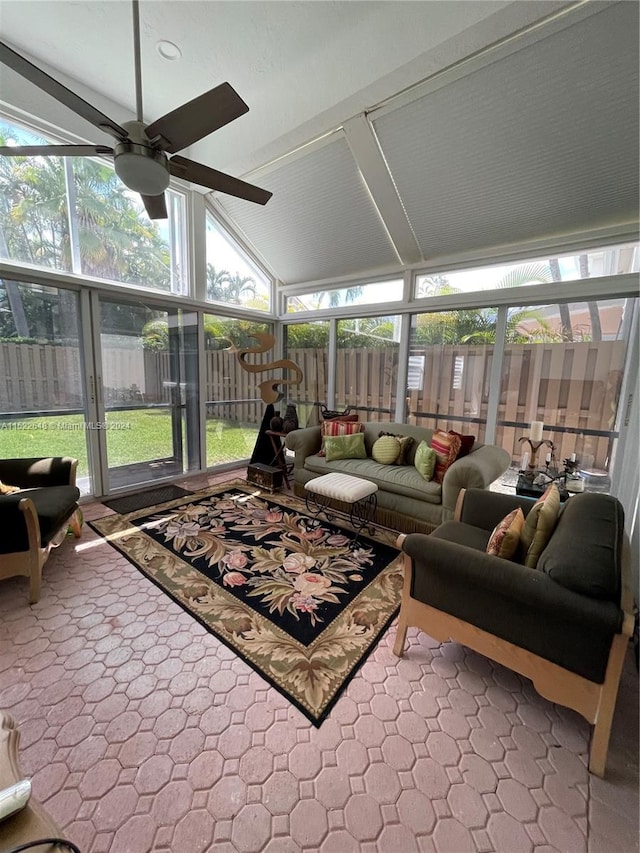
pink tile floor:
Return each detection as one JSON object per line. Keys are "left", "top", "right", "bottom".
{"left": 1, "top": 472, "right": 637, "bottom": 853}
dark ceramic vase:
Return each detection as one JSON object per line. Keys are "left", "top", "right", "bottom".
{"left": 269, "top": 411, "right": 283, "bottom": 432}
{"left": 282, "top": 404, "right": 299, "bottom": 433}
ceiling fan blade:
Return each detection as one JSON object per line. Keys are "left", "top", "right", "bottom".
{"left": 0, "top": 144, "right": 113, "bottom": 157}
{"left": 169, "top": 156, "right": 272, "bottom": 205}
{"left": 141, "top": 193, "right": 168, "bottom": 220}
{"left": 0, "top": 41, "right": 128, "bottom": 141}
{"left": 146, "top": 83, "right": 249, "bottom": 153}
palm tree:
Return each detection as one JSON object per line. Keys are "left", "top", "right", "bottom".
{"left": 206, "top": 265, "right": 232, "bottom": 300}
{"left": 206, "top": 265, "right": 257, "bottom": 304}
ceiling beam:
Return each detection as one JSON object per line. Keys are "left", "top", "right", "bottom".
{"left": 343, "top": 114, "right": 422, "bottom": 266}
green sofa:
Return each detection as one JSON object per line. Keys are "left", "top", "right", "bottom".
{"left": 285, "top": 422, "right": 511, "bottom": 534}
{"left": 394, "top": 488, "right": 634, "bottom": 777}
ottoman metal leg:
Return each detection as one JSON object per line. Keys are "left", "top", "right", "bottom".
{"left": 349, "top": 492, "right": 378, "bottom": 548}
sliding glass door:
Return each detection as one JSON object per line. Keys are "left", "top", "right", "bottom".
{"left": 0, "top": 280, "right": 95, "bottom": 494}
{"left": 95, "top": 297, "right": 200, "bottom": 493}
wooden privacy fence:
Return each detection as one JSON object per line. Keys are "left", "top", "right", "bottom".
{"left": 0, "top": 341, "right": 626, "bottom": 469}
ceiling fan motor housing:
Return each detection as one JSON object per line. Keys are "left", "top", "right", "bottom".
{"left": 114, "top": 120, "right": 170, "bottom": 195}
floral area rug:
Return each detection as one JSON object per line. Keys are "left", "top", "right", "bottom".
{"left": 89, "top": 481, "right": 403, "bottom": 724}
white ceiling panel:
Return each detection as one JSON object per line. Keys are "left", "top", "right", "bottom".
{"left": 373, "top": 2, "right": 639, "bottom": 261}
{"left": 216, "top": 137, "right": 399, "bottom": 284}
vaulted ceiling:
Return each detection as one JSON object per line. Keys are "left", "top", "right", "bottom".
{"left": 1, "top": 0, "right": 638, "bottom": 285}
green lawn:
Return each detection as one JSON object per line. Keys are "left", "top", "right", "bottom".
{"left": 0, "top": 410, "right": 258, "bottom": 480}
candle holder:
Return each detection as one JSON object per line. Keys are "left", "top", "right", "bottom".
{"left": 518, "top": 436, "right": 555, "bottom": 482}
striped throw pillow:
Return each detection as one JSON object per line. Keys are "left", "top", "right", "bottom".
{"left": 430, "top": 429, "right": 462, "bottom": 483}
{"left": 318, "top": 419, "right": 364, "bottom": 456}
{"left": 372, "top": 435, "right": 401, "bottom": 464}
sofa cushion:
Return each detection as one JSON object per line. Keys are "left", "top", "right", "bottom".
{"left": 324, "top": 432, "right": 367, "bottom": 462}
{"left": 1, "top": 485, "right": 80, "bottom": 552}
{"left": 449, "top": 430, "right": 476, "bottom": 458}
{"left": 414, "top": 441, "right": 436, "bottom": 481}
{"left": 303, "top": 456, "right": 443, "bottom": 504}
{"left": 486, "top": 507, "right": 525, "bottom": 559}
{"left": 520, "top": 483, "right": 561, "bottom": 568}
{"left": 378, "top": 432, "right": 415, "bottom": 464}
{"left": 372, "top": 435, "right": 401, "bottom": 464}
{"left": 432, "top": 520, "right": 492, "bottom": 551}
{"left": 431, "top": 430, "right": 462, "bottom": 483}
{"left": 537, "top": 492, "right": 623, "bottom": 601}
{"left": 318, "top": 420, "right": 364, "bottom": 456}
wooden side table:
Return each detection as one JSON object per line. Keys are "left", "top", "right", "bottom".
{"left": 0, "top": 712, "right": 61, "bottom": 850}
{"left": 265, "top": 430, "right": 293, "bottom": 489}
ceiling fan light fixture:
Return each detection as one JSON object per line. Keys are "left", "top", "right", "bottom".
{"left": 114, "top": 144, "right": 170, "bottom": 195}
{"left": 156, "top": 40, "right": 182, "bottom": 61}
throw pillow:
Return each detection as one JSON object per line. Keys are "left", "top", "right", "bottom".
{"left": 318, "top": 419, "right": 364, "bottom": 456}
{"left": 372, "top": 435, "right": 401, "bottom": 465}
{"left": 520, "top": 483, "right": 561, "bottom": 569}
{"left": 324, "top": 432, "right": 367, "bottom": 462}
{"left": 0, "top": 480, "right": 21, "bottom": 495}
{"left": 378, "top": 432, "right": 415, "bottom": 465}
{"left": 449, "top": 430, "right": 476, "bottom": 458}
{"left": 414, "top": 440, "right": 436, "bottom": 481}
{"left": 430, "top": 429, "right": 462, "bottom": 483}
{"left": 486, "top": 507, "right": 525, "bottom": 559}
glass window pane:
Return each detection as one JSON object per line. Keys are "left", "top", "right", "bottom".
{"left": 408, "top": 308, "right": 496, "bottom": 441}
{"left": 206, "top": 212, "right": 271, "bottom": 310}
{"left": 415, "top": 243, "right": 639, "bottom": 297}
{"left": 0, "top": 119, "right": 72, "bottom": 272}
{"left": 73, "top": 157, "right": 186, "bottom": 293}
{"left": 286, "top": 279, "right": 403, "bottom": 313}
{"left": 495, "top": 298, "right": 634, "bottom": 477}
{"left": 205, "top": 316, "right": 273, "bottom": 466}
{"left": 284, "top": 322, "right": 329, "bottom": 426}
{"left": 336, "top": 317, "right": 401, "bottom": 421}
{"left": 0, "top": 281, "right": 92, "bottom": 493}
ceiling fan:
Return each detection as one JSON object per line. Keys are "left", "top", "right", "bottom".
{"left": 0, "top": 0, "right": 272, "bottom": 219}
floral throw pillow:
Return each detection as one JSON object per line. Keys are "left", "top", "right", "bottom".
{"left": 430, "top": 429, "right": 462, "bottom": 483}
{"left": 486, "top": 507, "right": 525, "bottom": 559}
{"left": 317, "top": 419, "right": 364, "bottom": 457}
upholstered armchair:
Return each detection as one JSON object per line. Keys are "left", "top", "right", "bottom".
{"left": 394, "top": 488, "right": 634, "bottom": 777}
{"left": 0, "top": 457, "right": 82, "bottom": 603}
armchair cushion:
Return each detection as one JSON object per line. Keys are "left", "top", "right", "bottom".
{"left": 0, "top": 485, "right": 79, "bottom": 553}
{"left": 520, "top": 483, "right": 561, "bottom": 568}
{"left": 538, "top": 493, "right": 623, "bottom": 601}
{"left": 0, "top": 457, "right": 76, "bottom": 489}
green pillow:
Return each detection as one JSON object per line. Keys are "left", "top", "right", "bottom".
{"left": 324, "top": 432, "right": 367, "bottom": 462}
{"left": 372, "top": 435, "right": 401, "bottom": 464}
{"left": 414, "top": 440, "right": 436, "bottom": 481}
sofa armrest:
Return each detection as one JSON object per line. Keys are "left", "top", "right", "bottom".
{"left": 441, "top": 445, "right": 511, "bottom": 519}
{"left": 0, "top": 457, "right": 77, "bottom": 489}
{"left": 284, "top": 427, "right": 322, "bottom": 471}
{"left": 457, "top": 488, "right": 535, "bottom": 530}
{"left": 0, "top": 493, "right": 38, "bottom": 553}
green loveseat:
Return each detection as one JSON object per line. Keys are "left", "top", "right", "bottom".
{"left": 285, "top": 421, "right": 510, "bottom": 534}
{"left": 394, "top": 488, "right": 634, "bottom": 776}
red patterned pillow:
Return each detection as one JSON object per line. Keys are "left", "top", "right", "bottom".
{"left": 318, "top": 419, "right": 364, "bottom": 456}
{"left": 486, "top": 508, "right": 525, "bottom": 559}
{"left": 430, "top": 429, "right": 462, "bottom": 483}
{"left": 449, "top": 430, "right": 476, "bottom": 459}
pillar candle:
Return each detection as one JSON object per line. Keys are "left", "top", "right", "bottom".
{"left": 530, "top": 421, "right": 544, "bottom": 442}
{"left": 570, "top": 452, "right": 577, "bottom": 462}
